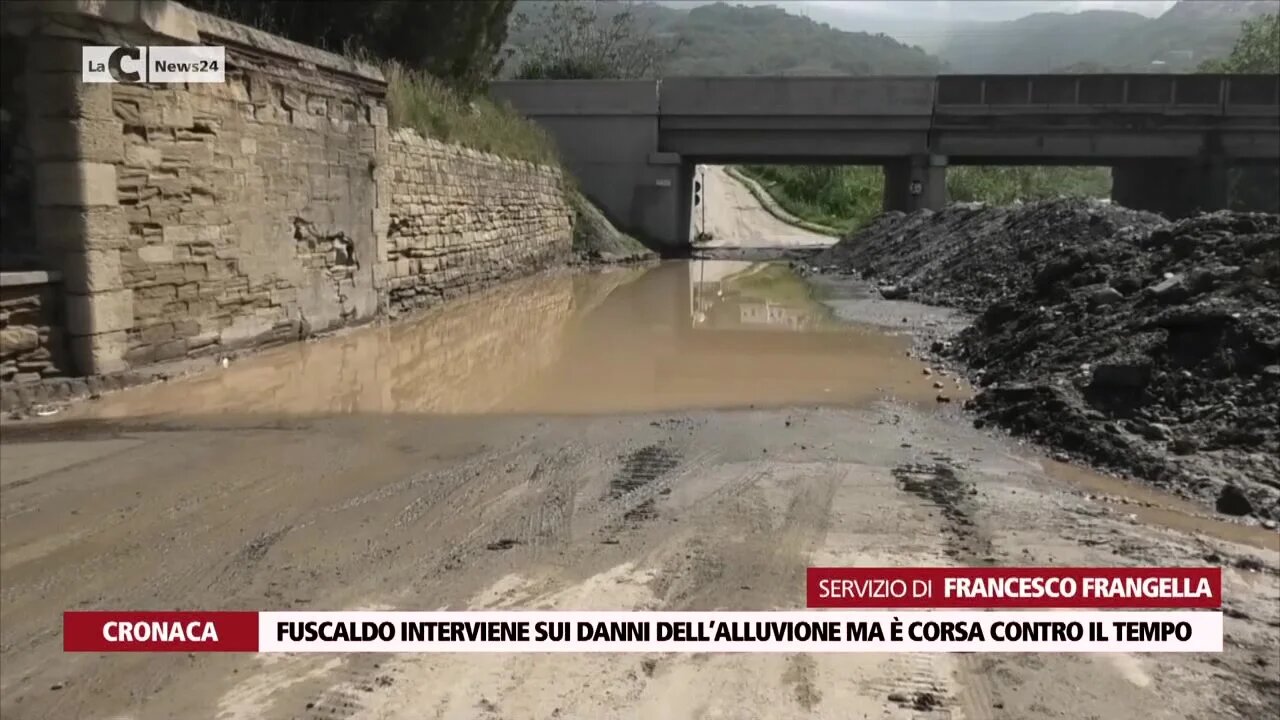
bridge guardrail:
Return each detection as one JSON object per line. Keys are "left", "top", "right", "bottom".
{"left": 936, "top": 74, "right": 1279, "bottom": 114}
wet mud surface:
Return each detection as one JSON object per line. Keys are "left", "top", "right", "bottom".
{"left": 2, "top": 182, "right": 1277, "bottom": 719}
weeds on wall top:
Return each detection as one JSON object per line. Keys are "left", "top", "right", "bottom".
{"left": 381, "top": 61, "right": 561, "bottom": 169}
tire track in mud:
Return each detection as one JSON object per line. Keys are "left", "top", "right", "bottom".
{"left": 225, "top": 443, "right": 567, "bottom": 720}
{"left": 892, "top": 462, "right": 992, "bottom": 561}
{"left": 294, "top": 456, "right": 849, "bottom": 719}
{"left": 290, "top": 441, "right": 705, "bottom": 720}
{"left": 611, "top": 444, "right": 681, "bottom": 523}
{"left": 891, "top": 461, "right": 999, "bottom": 720}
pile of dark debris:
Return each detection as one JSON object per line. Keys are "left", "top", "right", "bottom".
{"left": 813, "top": 199, "right": 1280, "bottom": 522}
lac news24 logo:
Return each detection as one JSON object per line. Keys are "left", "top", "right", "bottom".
{"left": 82, "top": 46, "right": 226, "bottom": 84}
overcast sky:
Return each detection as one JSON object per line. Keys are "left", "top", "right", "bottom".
{"left": 805, "top": 1, "right": 1178, "bottom": 22}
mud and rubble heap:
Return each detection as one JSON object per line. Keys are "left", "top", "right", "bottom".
{"left": 815, "top": 199, "right": 1280, "bottom": 521}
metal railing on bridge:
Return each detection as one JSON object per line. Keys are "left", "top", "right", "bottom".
{"left": 935, "top": 74, "right": 1280, "bottom": 112}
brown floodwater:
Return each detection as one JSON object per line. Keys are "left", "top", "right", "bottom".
{"left": 1043, "top": 459, "right": 1280, "bottom": 552}
{"left": 59, "top": 261, "right": 970, "bottom": 420}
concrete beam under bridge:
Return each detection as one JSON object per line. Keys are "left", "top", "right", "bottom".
{"left": 1111, "top": 159, "right": 1229, "bottom": 217}
{"left": 883, "top": 155, "right": 948, "bottom": 213}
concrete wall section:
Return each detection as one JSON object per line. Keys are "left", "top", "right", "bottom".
{"left": 491, "top": 80, "right": 658, "bottom": 116}
{"left": 660, "top": 129, "right": 930, "bottom": 161}
{"left": 1112, "top": 159, "right": 1229, "bottom": 217}
{"left": 659, "top": 77, "right": 933, "bottom": 162}
{"left": 883, "top": 155, "right": 948, "bottom": 213}
{"left": 660, "top": 77, "right": 936, "bottom": 116}
{"left": 491, "top": 81, "right": 690, "bottom": 252}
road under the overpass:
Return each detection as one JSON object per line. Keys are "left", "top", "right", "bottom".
{"left": 491, "top": 75, "right": 1280, "bottom": 252}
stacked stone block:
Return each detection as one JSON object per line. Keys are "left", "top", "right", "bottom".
{"left": 382, "top": 130, "right": 572, "bottom": 315}
{"left": 0, "top": 277, "right": 67, "bottom": 382}
{"left": 2, "top": 0, "right": 574, "bottom": 382}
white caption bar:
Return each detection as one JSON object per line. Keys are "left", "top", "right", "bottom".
{"left": 259, "top": 611, "right": 1222, "bottom": 653}
{"left": 149, "top": 46, "right": 225, "bottom": 83}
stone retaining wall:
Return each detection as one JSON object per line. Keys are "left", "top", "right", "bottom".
{"left": 383, "top": 131, "right": 571, "bottom": 315}
{"left": 0, "top": 0, "right": 572, "bottom": 384}
{"left": 0, "top": 274, "right": 69, "bottom": 382}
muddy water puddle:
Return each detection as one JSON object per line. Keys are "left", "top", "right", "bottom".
{"left": 58, "top": 261, "right": 968, "bottom": 420}
{"left": 1042, "top": 459, "right": 1280, "bottom": 552}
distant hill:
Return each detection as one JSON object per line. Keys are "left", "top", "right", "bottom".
{"left": 936, "top": 0, "right": 1277, "bottom": 73}
{"left": 506, "top": 1, "right": 942, "bottom": 77}
{"left": 668, "top": 3, "right": 940, "bottom": 75}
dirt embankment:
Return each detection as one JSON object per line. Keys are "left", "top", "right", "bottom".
{"left": 812, "top": 200, "right": 1280, "bottom": 522}
{"left": 570, "top": 191, "right": 658, "bottom": 264}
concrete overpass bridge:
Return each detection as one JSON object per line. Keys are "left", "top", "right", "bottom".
{"left": 490, "top": 74, "right": 1280, "bottom": 251}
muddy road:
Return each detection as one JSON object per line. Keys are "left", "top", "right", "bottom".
{"left": 694, "top": 165, "right": 837, "bottom": 250}
{"left": 2, "top": 219, "right": 1279, "bottom": 717}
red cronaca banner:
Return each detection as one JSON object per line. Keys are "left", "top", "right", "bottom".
{"left": 64, "top": 611, "right": 260, "bottom": 652}
{"left": 806, "top": 567, "right": 1221, "bottom": 609}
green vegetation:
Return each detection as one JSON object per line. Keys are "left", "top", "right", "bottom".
{"left": 722, "top": 263, "right": 819, "bottom": 308}
{"left": 568, "top": 191, "right": 655, "bottom": 260}
{"left": 186, "top": 0, "right": 516, "bottom": 94}
{"left": 666, "top": 3, "right": 939, "bottom": 76}
{"left": 383, "top": 62, "right": 560, "bottom": 166}
{"left": 507, "top": 0, "right": 939, "bottom": 78}
{"left": 723, "top": 167, "right": 841, "bottom": 236}
{"left": 945, "top": 167, "right": 1112, "bottom": 205}
{"left": 1198, "top": 13, "right": 1280, "bottom": 72}
{"left": 739, "top": 165, "right": 1113, "bottom": 233}
{"left": 509, "top": 0, "right": 673, "bottom": 79}
{"left": 738, "top": 166, "right": 885, "bottom": 233}
{"left": 1200, "top": 13, "right": 1280, "bottom": 213}
{"left": 191, "top": 1, "right": 561, "bottom": 166}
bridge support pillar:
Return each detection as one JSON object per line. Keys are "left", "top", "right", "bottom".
{"left": 883, "top": 155, "right": 947, "bottom": 213}
{"left": 1111, "top": 158, "right": 1228, "bottom": 218}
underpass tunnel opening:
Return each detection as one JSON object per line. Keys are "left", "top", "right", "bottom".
{"left": 696, "top": 161, "right": 1117, "bottom": 242}
{"left": 723, "top": 164, "right": 889, "bottom": 236}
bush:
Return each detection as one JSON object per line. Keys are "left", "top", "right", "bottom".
{"left": 383, "top": 62, "right": 560, "bottom": 167}
{"left": 740, "top": 166, "right": 885, "bottom": 233}
{"left": 739, "top": 165, "right": 1113, "bottom": 232}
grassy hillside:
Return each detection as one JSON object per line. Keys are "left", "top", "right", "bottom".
{"left": 937, "top": 0, "right": 1276, "bottom": 72}
{"left": 507, "top": 0, "right": 941, "bottom": 77}
{"left": 668, "top": 3, "right": 940, "bottom": 76}
{"left": 936, "top": 10, "right": 1151, "bottom": 73}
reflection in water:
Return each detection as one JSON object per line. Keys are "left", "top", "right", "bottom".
{"left": 690, "top": 261, "right": 836, "bottom": 332}
{"left": 65, "top": 262, "right": 969, "bottom": 419}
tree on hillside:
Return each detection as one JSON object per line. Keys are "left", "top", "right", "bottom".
{"left": 507, "top": 0, "right": 676, "bottom": 79}
{"left": 1197, "top": 13, "right": 1279, "bottom": 72}
{"left": 186, "top": 0, "right": 516, "bottom": 94}
{"left": 1197, "top": 13, "right": 1280, "bottom": 213}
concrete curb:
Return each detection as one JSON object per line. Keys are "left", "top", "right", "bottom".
{"left": 723, "top": 166, "right": 844, "bottom": 238}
